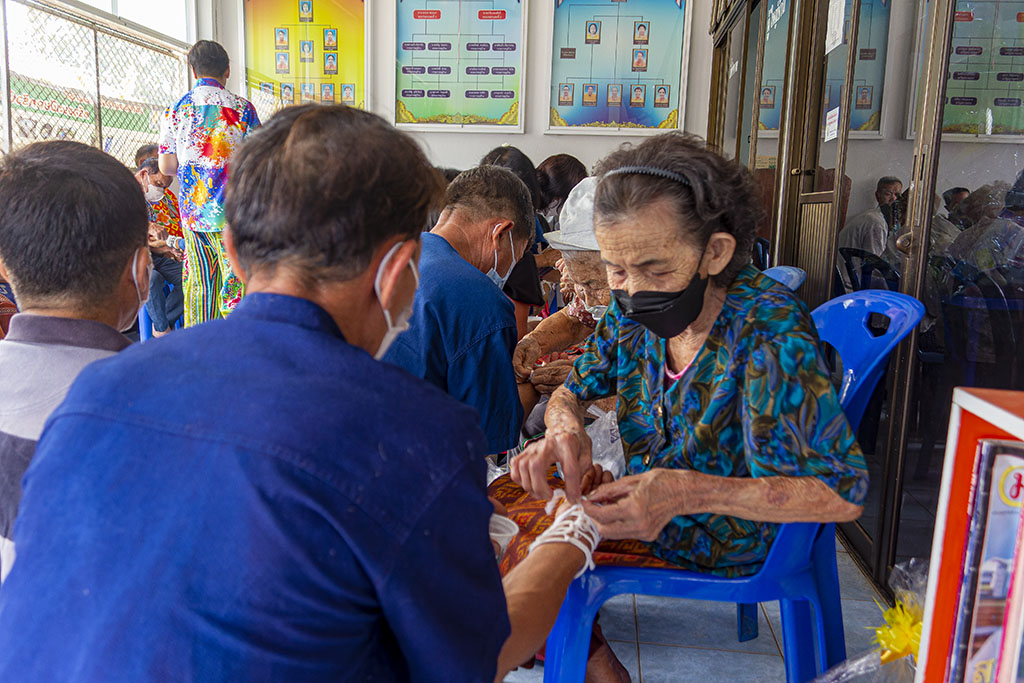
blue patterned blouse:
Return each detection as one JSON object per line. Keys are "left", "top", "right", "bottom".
{"left": 565, "top": 265, "right": 869, "bottom": 577}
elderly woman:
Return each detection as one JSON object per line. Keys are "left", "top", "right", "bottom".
{"left": 514, "top": 178, "right": 615, "bottom": 423}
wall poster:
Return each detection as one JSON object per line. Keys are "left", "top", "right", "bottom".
{"left": 548, "top": 0, "right": 687, "bottom": 132}
{"left": 395, "top": 0, "right": 526, "bottom": 129}
{"left": 243, "top": 0, "right": 366, "bottom": 120}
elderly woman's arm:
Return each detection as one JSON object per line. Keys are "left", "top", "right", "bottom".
{"left": 581, "top": 469, "right": 862, "bottom": 541}
{"left": 512, "top": 309, "right": 593, "bottom": 379}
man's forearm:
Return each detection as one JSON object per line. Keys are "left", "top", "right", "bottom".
{"left": 544, "top": 385, "right": 585, "bottom": 436}
{"left": 672, "top": 470, "right": 862, "bottom": 523}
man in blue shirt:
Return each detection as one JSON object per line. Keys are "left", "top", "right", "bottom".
{"left": 384, "top": 166, "right": 534, "bottom": 453}
{"left": 0, "top": 106, "right": 606, "bottom": 682}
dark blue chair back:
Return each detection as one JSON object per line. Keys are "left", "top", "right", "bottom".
{"left": 763, "top": 266, "right": 807, "bottom": 291}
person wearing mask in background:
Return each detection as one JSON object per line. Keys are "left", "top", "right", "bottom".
{"left": 943, "top": 186, "right": 970, "bottom": 227}
{"left": 838, "top": 176, "right": 903, "bottom": 257}
{"left": 513, "top": 177, "right": 615, "bottom": 432}
{"left": 0, "top": 141, "right": 149, "bottom": 583}
{"left": 135, "top": 157, "right": 185, "bottom": 336}
{"left": 536, "top": 154, "right": 588, "bottom": 232}
{"left": 0, "top": 106, "right": 603, "bottom": 682}
{"left": 159, "top": 40, "right": 259, "bottom": 326}
{"left": 480, "top": 146, "right": 548, "bottom": 339}
{"left": 383, "top": 166, "right": 533, "bottom": 456}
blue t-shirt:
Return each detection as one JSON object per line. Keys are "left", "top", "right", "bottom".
{"left": 0, "top": 294, "right": 509, "bottom": 682}
{"left": 384, "top": 233, "right": 523, "bottom": 453}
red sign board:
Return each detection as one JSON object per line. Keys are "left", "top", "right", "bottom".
{"left": 954, "top": 11, "right": 974, "bottom": 21}
{"left": 413, "top": 9, "right": 441, "bottom": 19}
{"left": 478, "top": 10, "right": 506, "bottom": 20}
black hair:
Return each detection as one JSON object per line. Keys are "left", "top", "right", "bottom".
{"left": 536, "top": 154, "right": 587, "bottom": 215}
{"left": 593, "top": 132, "right": 759, "bottom": 287}
{"left": 444, "top": 166, "right": 535, "bottom": 247}
{"left": 0, "top": 140, "right": 148, "bottom": 304}
{"left": 188, "top": 40, "right": 230, "bottom": 79}
{"left": 137, "top": 157, "right": 160, "bottom": 175}
{"left": 479, "top": 146, "right": 544, "bottom": 211}
{"left": 134, "top": 144, "right": 158, "bottom": 168}
{"left": 438, "top": 167, "right": 462, "bottom": 184}
{"left": 225, "top": 105, "right": 444, "bottom": 282}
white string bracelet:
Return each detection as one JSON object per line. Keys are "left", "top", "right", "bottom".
{"left": 529, "top": 490, "right": 602, "bottom": 578}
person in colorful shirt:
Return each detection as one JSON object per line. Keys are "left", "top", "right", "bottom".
{"left": 159, "top": 40, "right": 259, "bottom": 327}
{"left": 135, "top": 158, "right": 184, "bottom": 335}
{"left": 509, "top": 132, "right": 869, "bottom": 680}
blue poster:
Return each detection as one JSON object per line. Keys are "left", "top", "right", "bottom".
{"left": 822, "top": 0, "right": 891, "bottom": 132}
{"left": 549, "top": 0, "right": 686, "bottom": 130}
{"left": 758, "top": 0, "right": 790, "bottom": 132}
{"left": 395, "top": 0, "right": 524, "bottom": 127}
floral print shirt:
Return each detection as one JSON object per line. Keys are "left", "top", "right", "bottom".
{"left": 565, "top": 265, "right": 869, "bottom": 577}
{"left": 158, "top": 78, "right": 259, "bottom": 233}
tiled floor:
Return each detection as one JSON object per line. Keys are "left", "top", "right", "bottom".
{"left": 503, "top": 541, "right": 885, "bottom": 682}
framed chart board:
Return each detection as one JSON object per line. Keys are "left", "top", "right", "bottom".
{"left": 547, "top": 0, "right": 689, "bottom": 134}
{"left": 395, "top": 0, "right": 526, "bottom": 131}
{"left": 243, "top": 0, "right": 367, "bottom": 120}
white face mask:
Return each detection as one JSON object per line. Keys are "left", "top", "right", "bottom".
{"left": 485, "top": 230, "right": 517, "bottom": 290}
{"left": 144, "top": 183, "right": 164, "bottom": 203}
{"left": 373, "top": 242, "right": 419, "bottom": 360}
{"left": 124, "top": 247, "right": 152, "bottom": 332}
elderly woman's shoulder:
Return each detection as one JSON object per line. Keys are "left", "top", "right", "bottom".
{"left": 727, "top": 270, "right": 818, "bottom": 341}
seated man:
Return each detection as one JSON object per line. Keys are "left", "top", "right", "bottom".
{"left": 838, "top": 175, "right": 902, "bottom": 257}
{"left": 135, "top": 157, "right": 184, "bottom": 335}
{"left": 0, "top": 105, "right": 599, "bottom": 681}
{"left": 383, "top": 165, "right": 533, "bottom": 454}
{"left": 0, "top": 140, "right": 149, "bottom": 581}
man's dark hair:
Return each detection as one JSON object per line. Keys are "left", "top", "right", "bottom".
{"left": 536, "top": 154, "right": 587, "bottom": 215}
{"left": 444, "top": 166, "right": 534, "bottom": 247}
{"left": 876, "top": 176, "right": 902, "bottom": 191}
{"left": 225, "top": 105, "right": 444, "bottom": 281}
{"left": 137, "top": 157, "right": 160, "bottom": 175}
{"left": 942, "top": 187, "right": 970, "bottom": 209}
{"left": 438, "top": 167, "right": 462, "bottom": 184}
{"left": 479, "top": 146, "right": 544, "bottom": 211}
{"left": 188, "top": 40, "right": 230, "bottom": 79}
{"left": 134, "top": 144, "right": 158, "bottom": 168}
{"left": 0, "top": 141, "right": 148, "bottom": 304}
{"left": 594, "top": 132, "right": 759, "bottom": 287}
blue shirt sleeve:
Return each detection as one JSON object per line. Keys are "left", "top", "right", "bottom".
{"left": 448, "top": 325, "right": 523, "bottom": 454}
{"left": 379, "top": 458, "right": 510, "bottom": 681}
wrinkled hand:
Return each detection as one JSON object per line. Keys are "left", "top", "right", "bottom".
{"left": 513, "top": 335, "right": 543, "bottom": 380}
{"left": 582, "top": 469, "right": 682, "bottom": 541}
{"left": 510, "top": 426, "right": 592, "bottom": 503}
{"left": 530, "top": 358, "right": 574, "bottom": 394}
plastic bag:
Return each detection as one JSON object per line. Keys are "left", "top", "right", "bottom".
{"left": 813, "top": 558, "right": 927, "bottom": 682}
{"left": 585, "top": 406, "right": 626, "bottom": 480}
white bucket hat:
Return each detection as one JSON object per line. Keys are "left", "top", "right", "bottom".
{"left": 545, "top": 176, "right": 599, "bottom": 252}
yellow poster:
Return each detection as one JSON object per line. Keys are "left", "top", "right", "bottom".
{"left": 243, "top": 0, "right": 365, "bottom": 118}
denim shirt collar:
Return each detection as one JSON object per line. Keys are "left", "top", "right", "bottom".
{"left": 230, "top": 293, "right": 346, "bottom": 341}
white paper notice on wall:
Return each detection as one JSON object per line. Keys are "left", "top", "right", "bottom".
{"left": 824, "top": 106, "right": 841, "bottom": 141}
{"left": 825, "top": 0, "right": 844, "bottom": 55}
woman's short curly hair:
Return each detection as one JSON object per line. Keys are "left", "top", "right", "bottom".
{"left": 593, "top": 132, "right": 760, "bottom": 287}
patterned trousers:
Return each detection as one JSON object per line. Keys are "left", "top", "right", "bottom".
{"left": 182, "top": 230, "right": 244, "bottom": 327}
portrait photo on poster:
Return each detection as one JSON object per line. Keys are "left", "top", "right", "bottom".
{"left": 281, "top": 83, "right": 294, "bottom": 103}
{"left": 632, "top": 48, "right": 648, "bottom": 72}
{"left": 582, "top": 83, "right": 598, "bottom": 106}
{"left": 607, "top": 83, "right": 622, "bottom": 106}
{"left": 654, "top": 84, "right": 670, "bottom": 107}
{"left": 760, "top": 85, "right": 775, "bottom": 108}
{"left": 275, "top": 52, "right": 290, "bottom": 74}
{"left": 585, "top": 20, "right": 601, "bottom": 44}
{"left": 634, "top": 21, "right": 649, "bottom": 45}
{"left": 301, "top": 83, "right": 315, "bottom": 102}
{"left": 341, "top": 83, "right": 355, "bottom": 105}
{"left": 324, "top": 27, "right": 337, "bottom": 50}
{"left": 856, "top": 85, "right": 873, "bottom": 109}
{"left": 630, "top": 84, "right": 645, "bottom": 107}
{"left": 321, "top": 83, "right": 334, "bottom": 103}
{"left": 300, "top": 40, "right": 314, "bottom": 63}
{"left": 275, "top": 27, "right": 289, "bottom": 49}
{"left": 324, "top": 53, "right": 338, "bottom": 75}
{"left": 260, "top": 82, "right": 273, "bottom": 96}
{"left": 298, "top": 0, "right": 312, "bottom": 22}
{"left": 559, "top": 82, "right": 574, "bottom": 106}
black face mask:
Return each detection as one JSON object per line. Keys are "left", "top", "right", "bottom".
{"left": 612, "top": 270, "right": 709, "bottom": 339}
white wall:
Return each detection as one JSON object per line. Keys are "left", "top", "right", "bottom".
{"left": 207, "top": 0, "right": 713, "bottom": 172}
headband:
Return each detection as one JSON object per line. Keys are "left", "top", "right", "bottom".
{"left": 603, "top": 165, "right": 691, "bottom": 188}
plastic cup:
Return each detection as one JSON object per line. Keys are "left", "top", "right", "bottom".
{"left": 489, "top": 514, "right": 520, "bottom": 561}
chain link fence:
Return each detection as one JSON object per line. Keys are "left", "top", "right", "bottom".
{"left": 0, "top": 0, "right": 188, "bottom": 166}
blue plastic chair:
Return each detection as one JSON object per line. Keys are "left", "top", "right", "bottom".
{"left": 542, "top": 290, "right": 924, "bottom": 683}
{"left": 763, "top": 266, "right": 807, "bottom": 291}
